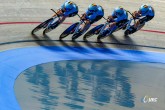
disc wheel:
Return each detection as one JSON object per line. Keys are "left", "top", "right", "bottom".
{"left": 43, "top": 21, "right": 60, "bottom": 34}
{"left": 31, "top": 18, "right": 53, "bottom": 34}
{"left": 59, "top": 22, "right": 79, "bottom": 40}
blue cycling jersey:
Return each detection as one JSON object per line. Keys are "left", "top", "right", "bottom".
{"left": 61, "top": 1, "right": 78, "bottom": 17}
{"left": 111, "top": 10, "right": 128, "bottom": 23}
{"left": 141, "top": 6, "right": 154, "bottom": 17}
{"left": 85, "top": 5, "right": 104, "bottom": 22}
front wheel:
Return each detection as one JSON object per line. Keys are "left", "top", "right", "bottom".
{"left": 43, "top": 21, "right": 60, "bottom": 34}
{"left": 59, "top": 22, "right": 79, "bottom": 40}
{"left": 31, "top": 18, "right": 53, "bottom": 34}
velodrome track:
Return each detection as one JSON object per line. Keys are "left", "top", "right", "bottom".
{"left": 0, "top": 0, "right": 165, "bottom": 110}
{"left": 0, "top": 0, "right": 165, "bottom": 52}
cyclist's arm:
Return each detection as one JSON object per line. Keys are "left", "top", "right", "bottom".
{"left": 132, "top": 11, "right": 141, "bottom": 19}
{"left": 52, "top": 9, "right": 63, "bottom": 17}
{"left": 80, "top": 13, "right": 87, "bottom": 20}
{"left": 107, "top": 15, "right": 115, "bottom": 22}
{"left": 107, "top": 11, "right": 116, "bottom": 22}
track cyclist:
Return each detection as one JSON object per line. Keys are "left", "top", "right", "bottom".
{"left": 104, "top": 6, "right": 128, "bottom": 34}
{"left": 79, "top": 3, "right": 104, "bottom": 34}
{"left": 130, "top": 4, "right": 155, "bottom": 34}
{"left": 52, "top": 1, "right": 78, "bottom": 23}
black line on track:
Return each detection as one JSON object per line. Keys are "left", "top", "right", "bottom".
{"left": 1, "top": 39, "right": 165, "bottom": 50}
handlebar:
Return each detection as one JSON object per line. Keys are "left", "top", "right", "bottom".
{"left": 77, "top": 14, "right": 86, "bottom": 24}
{"left": 51, "top": 9, "right": 60, "bottom": 17}
{"left": 125, "top": 10, "right": 136, "bottom": 24}
{"left": 103, "top": 16, "right": 107, "bottom": 20}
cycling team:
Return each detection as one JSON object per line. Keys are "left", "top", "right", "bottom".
{"left": 44, "top": 1, "right": 155, "bottom": 35}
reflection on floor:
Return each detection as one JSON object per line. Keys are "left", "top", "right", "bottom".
{"left": 15, "top": 60, "right": 165, "bottom": 110}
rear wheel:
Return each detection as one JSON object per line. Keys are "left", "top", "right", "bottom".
{"left": 83, "top": 24, "right": 104, "bottom": 40}
{"left": 124, "top": 30, "right": 130, "bottom": 36}
{"left": 72, "top": 32, "right": 82, "bottom": 41}
{"left": 31, "top": 18, "right": 53, "bottom": 34}
{"left": 97, "top": 30, "right": 109, "bottom": 40}
{"left": 59, "top": 22, "right": 79, "bottom": 40}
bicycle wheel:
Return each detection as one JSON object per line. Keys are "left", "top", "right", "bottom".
{"left": 43, "top": 21, "right": 60, "bottom": 34}
{"left": 97, "top": 30, "right": 110, "bottom": 40}
{"left": 83, "top": 24, "right": 104, "bottom": 39}
{"left": 31, "top": 18, "right": 53, "bottom": 34}
{"left": 124, "top": 29, "right": 130, "bottom": 36}
{"left": 72, "top": 32, "right": 82, "bottom": 41}
{"left": 59, "top": 22, "right": 79, "bottom": 40}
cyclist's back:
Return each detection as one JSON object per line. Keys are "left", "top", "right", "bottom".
{"left": 140, "top": 5, "right": 154, "bottom": 17}
{"left": 111, "top": 8, "right": 128, "bottom": 23}
{"left": 85, "top": 4, "right": 104, "bottom": 24}
{"left": 61, "top": 1, "right": 78, "bottom": 17}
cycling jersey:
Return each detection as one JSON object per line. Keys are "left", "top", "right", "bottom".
{"left": 85, "top": 5, "right": 104, "bottom": 23}
{"left": 61, "top": 1, "right": 78, "bottom": 17}
{"left": 111, "top": 10, "right": 128, "bottom": 23}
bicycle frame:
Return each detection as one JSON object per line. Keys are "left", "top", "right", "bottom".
{"left": 46, "top": 9, "right": 62, "bottom": 28}
{"left": 126, "top": 17, "right": 145, "bottom": 32}
{"left": 73, "top": 20, "right": 83, "bottom": 34}
{"left": 73, "top": 20, "right": 90, "bottom": 35}
{"left": 46, "top": 16, "right": 58, "bottom": 27}
{"left": 99, "top": 22, "right": 110, "bottom": 35}
{"left": 126, "top": 18, "right": 134, "bottom": 30}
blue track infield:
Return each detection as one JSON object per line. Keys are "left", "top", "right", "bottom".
{"left": 0, "top": 46, "right": 165, "bottom": 110}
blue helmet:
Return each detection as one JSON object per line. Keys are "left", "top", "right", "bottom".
{"left": 64, "top": 1, "right": 75, "bottom": 12}
{"left": 139, "top": 4, "right": 149, "bottom": 14}
{"left": 88, "top": 4, "right": 98, "bottom": 13}
{"left": 115, "top": 6, "right": 124, "bottom": 16}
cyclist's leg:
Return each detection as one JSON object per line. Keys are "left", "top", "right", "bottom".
{"left": 90, "top": 15, "right": 103, "bottom": 24}
{"left": 108, "top": 22, "right": 117, "bottom": 32}
{"left": 59, "top": 16, "right": 66, "bottom": 23}
{"left": 78, "top": 20, "right": 90, "bottom": 32}
{"left": 121, "top": 19, "right": 129, "bottom": 29}
{"left": 133, "top": 16, "right": 154, "bottom": 32}
{"left": 90, "top": 15, "right": 103, "bottom": 33}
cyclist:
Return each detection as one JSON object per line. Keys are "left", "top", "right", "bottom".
{"left": 79, "top": 3, "right": 104, "bottom": 33}
{"left": 105, "top": 6, "right": 128, "bottom": 34}
{"left": 131, "top": 4, "right": 155, "bottom": 33}
{"left": 52, "top": 1, "right": 78, "bottom": 23}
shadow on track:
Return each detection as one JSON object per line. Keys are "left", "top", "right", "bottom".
{"left": 107, "top": 34, "right": 140, "bottom": 50}
{"left": 32, "top": 33, "right": 57, "bottom": 46}
{"left": 0, "top": 33, "right": 160, "bottom": 53}
{"left": 32, "top": 33, "right": 91, "bottom": 53}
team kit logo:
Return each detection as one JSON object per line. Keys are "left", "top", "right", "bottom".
{"left": 142, "top": 95, "right": 158, "bottom": 103}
